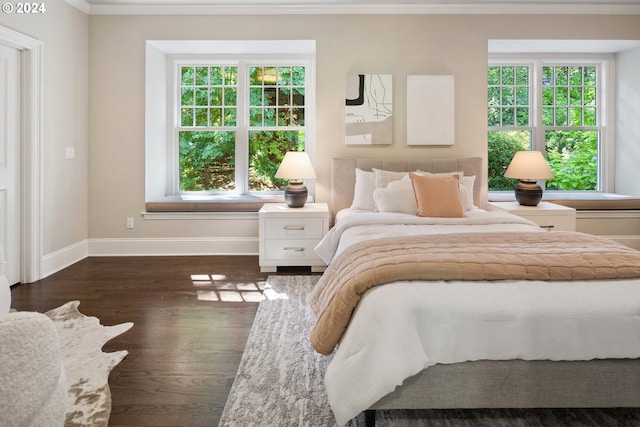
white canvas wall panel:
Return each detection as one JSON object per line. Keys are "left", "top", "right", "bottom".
{"left": 345, "top": 74, "right": 393, "bottom": 145}
{"left": 407, "top": 75, "right": 455, "bottom": 146}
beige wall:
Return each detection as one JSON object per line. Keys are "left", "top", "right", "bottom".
{"left": 0, "top": 2, "right": 89, "bottom": 258}
{"left": 88, "top": 13, "right": 640, "bottom": 242}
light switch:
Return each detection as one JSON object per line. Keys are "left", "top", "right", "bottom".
{"left": 65, "top": 147, "right": 75, "bottom": 159}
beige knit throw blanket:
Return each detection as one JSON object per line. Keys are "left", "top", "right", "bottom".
{"left": 308, "top": 231, "right": 640, "bottom": 355}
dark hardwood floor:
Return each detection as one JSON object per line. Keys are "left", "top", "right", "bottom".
{"left": 10, "top": 255, "right": 271, "bottom": 427}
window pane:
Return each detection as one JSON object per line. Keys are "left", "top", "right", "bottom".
{"left": 542, "top": 107, "right": 554, "bottom": 126}
{"left": 555, "top": 66, "right": 568, "bottom": 85}
{"left": 210, "top": 108, "right": 222, "bottom": 126}
{"left": 555, "top": 87, "right": 568, "bottom": 106}
{"left": 555, "top": 108, "right": 568, "bottom": 126}
{"left": 224, "top": 88, "right": 236, "bottom": 105}
{"left": 179, "top": 131, "right": 236, "bottom": 191}
{"left": 488, "top": 87, "right": 500, "bottom": 106}
{"left": 195, "top": 67, "right": 208, "bottom": 85}
{"left": 292, "top": 88, "right": 305, "bottom": 106}
{"left": 488, "top": 66, "right": 500, "bottom": 85}
{"left": 195, "top": 88, "right": 208, "bottom": 106}
{"left": 209, "top": 88, "right": 223, "bottom": 106}
{"left": 569, "top": 87, "right": 582, "bottom": 106}
{"left": 542, "top": 67, "right": 554, "bottom": 85}
{"left": 264, "top": 108, "right": 277, "bottom": 126}
{"left": 516, "top": 107, "right": 529, "bottom": 126}
{"left": 545, "top": 130, "right": 598, "bottom": 190}
{"left": 181, "top": 67, "right": 194, "bottom": 85}
{"left": 278, "top": 67, "right": 292, "bottom": 86}
{"left": 584, "top": 87, "right": 596, "bottom": 106}
{"left": 569, "top": 108, "right": 582, "bottom": 126}
{"left": 225, "top": 67, "right": 237, "bottom": 85}
{"left": 181, "top": 88, "right": 194, "bottom": 106}
{"left": 210, "top": 66, "right": 223, "bottom": 85}
{"left": 501, "top": 87, "right": 514, "bottom": 106}
{"left": 487, "top": 130, "right": 531, "bottom": 190}
{"left": 181, "top": 108, "right": 194, "bottom": 127}
{"left": 292, "top": 107, "right": 305, "bottom": 126}
{"left": 292, "top": 67, "right": 305, "bottom": 85}
{"left": 501, "top": 66, "right": 514, "bottom": 85}
{"left": 502, "top": 107, "right": 515, "bottom": 126}
{"left": 224, "top": 108, "right": 237, "bottom": 126}
{"left": 249, "top": 108, "right": 262, "bottom": 126}
{"left": 250, "top": 87, "right": 263, "bottom": 107}
{"left": 488, "top": 107, "right": 500, "bottom": 127}
{"left": 516, "top": 66, "right": 529, "bottom": 85}
{"left": 542, "top": 87, "right": 553, "bottom": 106}
{"left": 195, "top": 108, "right": 208, "bottom": 126}
{"left": 583, "top": 66, "right": 596, "bottom": 85}
{"left": 515, "top": 87, "right": 528, "bottom": 106}
{"left": 584, "top": 108, "right": 596, "bottom": 126}
{"left": 248, "top": 131, "right": 305, "bottom": 191}
{"left": 569, "top": 66, "right": 582, "bottom": 86}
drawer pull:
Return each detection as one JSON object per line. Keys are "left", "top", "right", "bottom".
{"left": 284, "top": 225, "right": 305, "bottom": 231}
{"left": 540, "top": 225, "right": 555, "bottom": 230}
{"left": 283, "top": 247, "right": 305, "bottom": 252}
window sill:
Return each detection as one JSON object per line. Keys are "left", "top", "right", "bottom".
{"left": 489, "top": 191, "right": 640, "bottom": 210}
{"left": 144, "top": 194, "right": 284, "bottom": 214}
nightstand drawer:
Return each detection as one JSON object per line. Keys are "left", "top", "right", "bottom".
{"left": 528, "top": 215, "right": 573, "bottom": 231}
{"left": 264, "top": 217, "right": 324, "bottom": 239}
{"left": 265, "top": 239, "right": 322, "bottom": 261}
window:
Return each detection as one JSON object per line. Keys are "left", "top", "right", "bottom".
{"left": 488, "top": 57, "right": 609, "bottom": 192}
{"left": 177, "top": 62, "right": 309, "bottom": 195}
{"left": 144, "top": 40, "right": 316, "bottom": 207}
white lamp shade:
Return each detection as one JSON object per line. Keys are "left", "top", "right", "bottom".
{"left": 275, "top": 152, "right": 317, "bottom": 180}
{"left": 504, "top": 151, "right": 554, "bottom": 181}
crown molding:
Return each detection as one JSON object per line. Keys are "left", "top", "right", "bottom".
{"left": 64, "top": 1, "right": 640, "bottom": 16}
{"left": 64, "top": 0, "right": 91, "bottom": 14}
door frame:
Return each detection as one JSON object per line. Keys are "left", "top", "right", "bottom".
{"left": 0, "top": 26, "right": 43, "bottom": 283}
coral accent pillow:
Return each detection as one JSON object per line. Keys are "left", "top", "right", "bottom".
{"left": 409, "top": 172, "right": 464, "bottom": 218}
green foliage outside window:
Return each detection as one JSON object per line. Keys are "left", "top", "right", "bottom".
{"left": 545, "top": 131, "right": 598, "bottom": 190}
{"left": 178, "top": 64, "right": 306, "bottom": 192}
{"left": 488, "top": 131, "right": 530, "bottom": 191}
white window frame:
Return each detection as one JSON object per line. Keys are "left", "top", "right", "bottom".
{"left": 489, "top": 53, "right": 615, "bottom": 192}
{"left": 145, "top": 40, "right": 316, "bottom": 203}
{"left": 171, "top": 57, "right": 312, "bottom": 196}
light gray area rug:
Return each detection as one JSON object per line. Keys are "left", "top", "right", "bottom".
{"left": 46, "top": 300, "right": 133, "bottom": 427}
{"left": 219, "top": 275, "right": 640, "bottom": 427}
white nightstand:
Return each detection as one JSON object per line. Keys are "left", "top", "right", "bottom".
{"left": 259, "top": 203, "right": 330, "bottom": 272}
{"left": 487, "top": 201, "right": 576, "bottom": 232}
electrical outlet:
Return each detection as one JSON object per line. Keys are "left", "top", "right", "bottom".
{"left": 65, "top": 147, "right": 75, "bottom": 159}
{"left": 126, "top": 217, "right": 134, "bottom": 229}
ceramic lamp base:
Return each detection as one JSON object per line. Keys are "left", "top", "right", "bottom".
{"left": 514, "top": 180, "right": 543, "bottom": 206}
{"left": 284, "top": 182, "right": 308, "bottom": 208}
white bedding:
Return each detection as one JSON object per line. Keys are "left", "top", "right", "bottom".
{"left": 315, "top": 210, "right": 640, "bottom": 425}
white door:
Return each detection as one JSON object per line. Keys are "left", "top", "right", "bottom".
{"left": 0, "top": 43, "right": 21, "bottom": 285}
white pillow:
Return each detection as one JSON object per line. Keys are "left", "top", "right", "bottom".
{"left": 373, "top": 175, "right": 417, "bottom": 214}
{"left": 350, "top": 168, "right": 376, "bottom": 210}
{"left": 372, "top": 168, "right": 407, "bottom": 188}
{"left": 460, "top": 175, "right": 476, "bottom": 209}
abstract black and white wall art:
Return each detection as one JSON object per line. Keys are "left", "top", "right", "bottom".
{"left": 345, "top": 74, "right": 393, "bottom": 145}
{"left": 406, "top": 75, "right": 455, "bottom": 146}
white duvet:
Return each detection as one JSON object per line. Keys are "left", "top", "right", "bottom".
{"left": 315, "top": 210, "right": 640, "bottom": 425}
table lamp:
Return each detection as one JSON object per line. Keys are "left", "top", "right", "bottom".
{"left": 504, "top": 151, "right": 555, "bottom": 206}
{"left": 275, "top": 151, "right": 317, "bottom": 208}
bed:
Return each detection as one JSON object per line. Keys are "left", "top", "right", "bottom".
{"left": 307, "top": 157, "right": 640, "bottom": 426}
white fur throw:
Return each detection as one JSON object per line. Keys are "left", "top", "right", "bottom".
{"left": 0, "top": 311, "right": 67, "bottom": 427}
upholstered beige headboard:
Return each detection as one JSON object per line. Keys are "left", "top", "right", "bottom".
{"left": 330, "top": 157, "right": 484, "bottom": 221}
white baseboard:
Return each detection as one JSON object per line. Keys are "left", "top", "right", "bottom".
{"left": 41, "top": 239, "right": 89, "bottom": 280}
{"left": 39, "top": 237, "right": 259, "bottom": 281}
{"left": 87, "top": 237, "right": 259, "bottom": 257}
